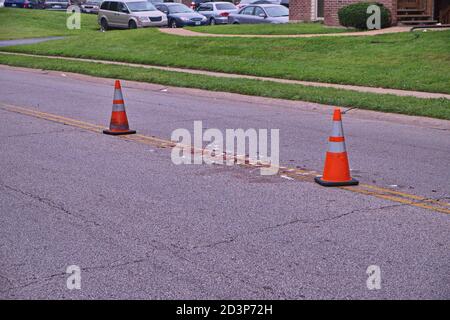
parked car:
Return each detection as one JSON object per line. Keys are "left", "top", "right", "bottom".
{"left": 235, "top": 0, "right": 256, "bottom": 10}
{"left": 155, "top": 3, "right": 207, "bottom": 28}
{"left": 32, "top": 0, "right": 46, "bottom": 7}
{"left": 189, "top": 0, "right": 209, "bottom": 10}
{"left": 4, "top": 0, "right": 44, "bottom": 8}
{"left": 228, "top": 4, "right": 289, "bottom": 24}
{"left": 251, "top": 0, "right": 288, "bottom": 8}
{"left": 196, "top": 1, "right": 237, "bottom": 25}
{"left": 80, "top": 0, "right": 102, "bottom": 13}
{"left": 44, "top": 0, "right": 71, "bottom": 10}
{"left": 0, "top": 0, "right": 5, "bottom": 7}
{"left": 98, "top": 0, "right": 167, "bottom": 30}
{"left": 190, "top": 0, "right": 232, "bottom": 10}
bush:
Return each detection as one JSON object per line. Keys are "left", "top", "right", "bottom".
{"left": 338, "top": 2, "right": 391, "bottom": 30}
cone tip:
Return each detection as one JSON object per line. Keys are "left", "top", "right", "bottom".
{"left": 114, "top": 80, "right": 121, "bottom": 89}
{"left": 333, "top": 108, "right": 342, "bottom": 121}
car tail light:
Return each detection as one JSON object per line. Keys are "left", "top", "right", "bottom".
{"left": 220, "top": 12, "right": 229, "bottom": 17}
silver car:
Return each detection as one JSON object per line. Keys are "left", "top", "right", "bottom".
{"left": 228, "top": 4, "right": 289, "bottom": 24}
{"left": 98, "top": 0, "right": 167, "bottom": 30}
{"left": 81, "top": 0, "right": 102, "bottom": 13}
{"left": 235, "top": 0, "right": 259, "bottom": 10}
{"left": 44, "top": 0, "right": 70, "bottom": 10}
{"left": 196, "top": 1, "right": 238, "bottom": 25}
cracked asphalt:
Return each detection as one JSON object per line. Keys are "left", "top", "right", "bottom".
{"left": 0, "top": 66, "right": 449, "bottom": 299}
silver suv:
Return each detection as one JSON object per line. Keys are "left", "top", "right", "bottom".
{"left": 98, "top": 0, "right": 168, "bottom": 30}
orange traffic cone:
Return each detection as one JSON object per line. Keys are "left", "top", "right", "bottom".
{"left": 103, "top": 80, "right": 136, "bottom": 135}
{"left": 315, "top": 108, "right": 358, "bottom": 187}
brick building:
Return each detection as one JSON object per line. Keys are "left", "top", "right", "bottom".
{"left": 289, "top": 0, "right": 450, "bottom": 26}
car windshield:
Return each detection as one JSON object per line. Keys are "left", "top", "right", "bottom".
{"left": 126, "top": 1, "right": 156, "bottom": 11}
{"left": 265, "top": 5, "right": 288, "bottom": 17}
{"left": 168, "top": 4, "right": 192, "bottom": 13}
{"left": 216, "top": 3, "right": 235, "bottom": 10}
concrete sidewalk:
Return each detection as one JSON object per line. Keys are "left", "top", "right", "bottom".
{"left": 158, "top": 26, "right": 413, "bottom": 38}
{"left": 0, "top": 37, "right": 65, "bottom": 48}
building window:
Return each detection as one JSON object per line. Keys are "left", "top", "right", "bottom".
{"left": 317, "top": 0, "right": 324, "bottom": 19}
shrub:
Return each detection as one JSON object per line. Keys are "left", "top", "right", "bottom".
{"left": 338, "top": 2, "right": 391, "bottom": 30}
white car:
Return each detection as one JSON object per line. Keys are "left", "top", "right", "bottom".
{"left": 81, "top": 0, "right": 102, "bottom": 14}
{"left": 98, "top": 0, "right": 167, "bottom": 30}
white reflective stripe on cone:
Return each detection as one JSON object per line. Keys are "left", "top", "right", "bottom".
{"left": 328, "top": 141, "right": 346, "bottom": 153}
{"left": 331, "top": 120, "right": 344, "bottom": 138}
{"left": 114, "top": 88, "right": 124, "bottom": 101}
{"left": 112, "top": 103, "right": 125, "bottom": 112}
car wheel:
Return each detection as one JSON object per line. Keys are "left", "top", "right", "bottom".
{"left": 232, "top": 22, "right": 239, "bottom": 24}
{"left": 210, "top": 18, "right": 216, "bottom": 25}
{"left": 170, "top": 20, "right": 178, "bottom": 28}
{"left": 100, "top": 18, "right": 109, "bottom": 31}
{"left": 129, "top": 20, "right": 137, "bottom": 29}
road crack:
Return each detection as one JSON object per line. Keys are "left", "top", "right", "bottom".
{"left": 0, "top": 181, "right": 101, "bottom": 227}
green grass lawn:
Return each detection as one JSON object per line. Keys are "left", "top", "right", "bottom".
{"left": 2, "top": 53, "right": 449, "bottom": 120}
{"left": 5, "top": 25, "right": 449, "bottom": 94}
{"left": 0, "top": 8, "right": 98, "bottom": 40}
{"left": 186, "top": 23, "right": 354, "bottom": 35}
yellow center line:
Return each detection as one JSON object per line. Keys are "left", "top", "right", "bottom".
{"left": 1, "top": 102, "right": 449, "bottom": 215}
{"left": 361, "top": 183, "right": 450, "bottom": 207}
{"left": 340, "top": 186, "right": 450, "bottom": 214}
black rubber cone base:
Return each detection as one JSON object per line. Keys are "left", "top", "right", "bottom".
{"left": 314, "top": 176, "right": 359, "bottom": 187}
{"left": 103, "top": 129, "right": 136, "bottom": 135}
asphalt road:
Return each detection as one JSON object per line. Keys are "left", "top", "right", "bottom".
{"left": 0, "top": 66, "right": 449, "bottom": 299}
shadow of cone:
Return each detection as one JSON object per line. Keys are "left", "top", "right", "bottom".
{"left": 315, "top": 108, "right": 358, "bottom": 187}
{"left": 103, "top": 80, "right": 136, "bottom": 135}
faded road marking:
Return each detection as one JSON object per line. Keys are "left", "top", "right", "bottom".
{"left": 1, "top": 102, "right": 449, "bottom": 215}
